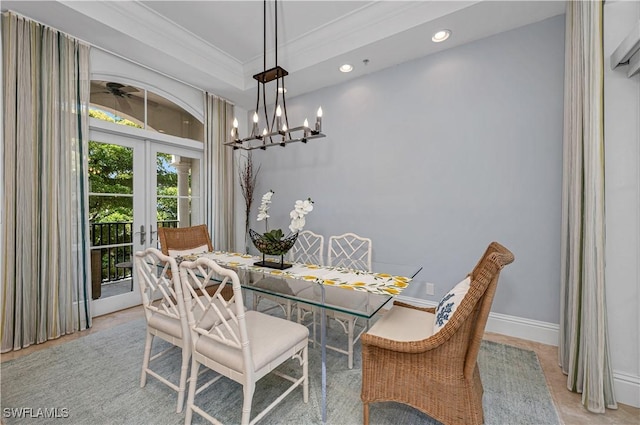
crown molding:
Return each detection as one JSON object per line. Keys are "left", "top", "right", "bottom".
{"left": 243, "top": 1, "right": 479, "bottom": 82}
{"left": 59, "top": 0, "right": 246, "bottom": 89}
{"left": 60, "top": 0, "right": 478, "bottom": 93}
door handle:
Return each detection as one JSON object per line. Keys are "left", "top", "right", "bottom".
{"left": 149, "top": 225, "right": 157, "bottom": 243}
{"left": 134, "top": 225, "right": 146, "bottom": 244}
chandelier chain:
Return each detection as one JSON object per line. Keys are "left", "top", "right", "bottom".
{"left": 226, "top": 0, "right": 326, "bottom": 151}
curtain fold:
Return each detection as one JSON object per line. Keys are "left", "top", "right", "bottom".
{"left": 204, "top": 94, "right": 235, "bottom": 251}
{"left": 559, "top": 1, "right": 617, "bottom": 413}
{"left": 1, "top": 12, "right": 92, "bottom": 352}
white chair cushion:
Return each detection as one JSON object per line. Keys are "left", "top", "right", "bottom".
{"left": 433, "top": 276, "right": 471, "bottom": 333}
{"left": 195, "top": 310, "right": 308, "bottom": 372}
{"left": 148, "top": 311, "right": 182, "bottom": 339}
{"left": 367, "top": 305, "right": 435, "bottom": 342}
{"left": 168, "top": 244, "right": 209, "bottom": 257}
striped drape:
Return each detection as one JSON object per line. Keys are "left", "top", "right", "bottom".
{"left": 1, "top": 12, "right": 92, "bottom": 352}
{"left": 204, "top": 94, "right": 235, "bottom": 251}
{"left": 559, "top": 1, "right": 617, "bottom": 413}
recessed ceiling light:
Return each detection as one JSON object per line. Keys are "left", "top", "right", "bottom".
{"left": 339, "top": 64, "right": 353, "bottom": 73}
{"left": 432, "top": 29, "right": 451, "bottom": 43}
{"left": 277, "top": 87, "right": 287, "bottom": 94}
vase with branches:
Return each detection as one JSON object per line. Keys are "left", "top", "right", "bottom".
{"left": 238, "top": 152, "right": 260, "bottom": 253}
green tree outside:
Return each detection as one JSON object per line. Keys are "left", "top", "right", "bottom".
{"left": 88, "top": 108, "right": 180, "bottom": 225}
{"left": 88, "top": 108, "right": 188, "bottom": 284}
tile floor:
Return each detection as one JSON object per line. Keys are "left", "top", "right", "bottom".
{"left": 2, "top": 306, "right": 638, "bottom": 425}
{"left": 484, "top": 332, "right": 639, "bottom": 425}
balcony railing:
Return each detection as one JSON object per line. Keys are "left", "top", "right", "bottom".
{"left": 90, "top": 220, "right": 178, "bottom": 298}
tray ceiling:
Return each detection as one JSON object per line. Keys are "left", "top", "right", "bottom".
{"left": 2, "top": 1, "right": 565, "bottom": 108}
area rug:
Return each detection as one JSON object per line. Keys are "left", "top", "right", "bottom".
{"left": 1, "top": 318, "right": 560, "bottom": 425}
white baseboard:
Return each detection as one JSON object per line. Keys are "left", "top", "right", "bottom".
{"left": 483, "top": 311, "right": 559, "bottom": 346}
{"left": 396, "top": 295, "right": 560, "bottom": 345}
{"left": 613, "top": 370, "right": 640, "bottom": 408}
{"left": 395, "top": 295, "right": 640, "bottom": 408}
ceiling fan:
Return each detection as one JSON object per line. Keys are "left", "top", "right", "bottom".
{"left": 90, "top": 81, "right": 140, "bottom": 115}
{"left": 90, "top": 81, "right": 163, "bottom": 120}
{"left": 104, "top": 82, "right": 138, "bottom": 97}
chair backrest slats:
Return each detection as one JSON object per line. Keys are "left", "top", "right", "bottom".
{"left": 328, "top": 232, "right": 372, "bottom": 271}
{"left": 134, "top": 248, "right": 188, "bottom": 337}
{"left": 288, "top": 230, "right": 324, "bottom": 265}
{"left": 179, "top": 257, "right": 250, "bottom": 360}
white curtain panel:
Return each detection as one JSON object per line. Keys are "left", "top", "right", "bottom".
{"left": 559, "top": 1, "right": 617, "bottom": 413}
{"left": 204, "top": 94, "right": 235, "bottom": 251}
{"left": 1, "top": 12, "right": 92, "bottom": 352}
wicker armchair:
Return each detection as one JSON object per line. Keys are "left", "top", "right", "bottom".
{"left": 360, "top": 242, "right": 514, "bottom": 425}
{"left": 158, "top": 224, "right": 233, "bottom": 300}
{"left": 158, "top": 224, "right": 213, "bottom": 256}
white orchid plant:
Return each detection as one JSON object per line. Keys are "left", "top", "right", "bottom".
{"left": 257, "top": 190, "right": 314, "bottom": 243}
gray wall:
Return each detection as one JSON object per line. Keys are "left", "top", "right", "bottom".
{"left": 244, "top": 15, "right": 565, "bottom": 324}
{"left": 603, "top": 0, "right": 640, "bottom": 406}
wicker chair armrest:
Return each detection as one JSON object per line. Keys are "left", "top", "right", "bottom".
{"left": 393, "top": 300, "right": 436, "bottom": 314}
{"left": 361, "top": 301, "right": 443, "bottom": 353}
{"left": 361, "top": 325, "right": 450, "bottom": 354}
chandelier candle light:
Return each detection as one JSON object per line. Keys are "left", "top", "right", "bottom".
{"left": 250, "top": 190, "right": 314, "bottom": 269}
{"left": 225, "top": 0, "right": 326, "bottom": 151}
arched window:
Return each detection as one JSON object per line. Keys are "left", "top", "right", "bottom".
{"left": 90, "top": 80, "right": 204, "bottom": 141}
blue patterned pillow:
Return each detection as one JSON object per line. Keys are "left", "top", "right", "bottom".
{"left": 434, "top": 276, "right": 471, "bottom": 333}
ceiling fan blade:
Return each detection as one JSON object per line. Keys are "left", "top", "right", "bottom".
{"left": 116, "top": 96, "right": 134, "bottom": 116}
{"left": 119, "top": 86, "right": 138, "bottom": 94}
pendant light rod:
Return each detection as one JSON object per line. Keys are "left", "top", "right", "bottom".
{"left": 226, "top": 0, "right": 326, "bottom": 151}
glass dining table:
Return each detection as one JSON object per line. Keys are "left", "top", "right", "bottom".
{"left": 181, "top": 251, "right": 422, "bottom": 423}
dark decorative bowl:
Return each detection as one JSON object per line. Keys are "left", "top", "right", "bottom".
{"left": 249, "top": 229, "right": 298, "bottom": 256}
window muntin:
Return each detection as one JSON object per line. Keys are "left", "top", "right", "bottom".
{"left": 89, "top": 80, "right": 203, "bottom": 142}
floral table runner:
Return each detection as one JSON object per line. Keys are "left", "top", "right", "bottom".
{"left": 178, "top": 251, "right": 412, "bottom": 296}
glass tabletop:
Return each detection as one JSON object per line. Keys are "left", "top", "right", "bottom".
{"left": 167, "top": 252, "right": 422, "bottom": 320}
{"left": 235, "top": 261, "right": 422, "bottom": 319}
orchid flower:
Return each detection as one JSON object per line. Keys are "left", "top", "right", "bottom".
{"left": 289, "top": 216, "right": 306, "bottom": 233}
{"left": 256, "top": 191, "right": 314, "bottom": 238}
{"left": 289, "top": 198, "right": 314, "bottom": 233}
{"left": 257, "top": 190, "right": 274, "bottom": 225}
{"left": 294, "top": 199, "right": 314, "bottom": 215}
{"left": 262, "top": 190, "right": 274, "bottom": 203}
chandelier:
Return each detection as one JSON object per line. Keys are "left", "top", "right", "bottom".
{"left": 225, "top": 0, "right": 326, "bottom": 151}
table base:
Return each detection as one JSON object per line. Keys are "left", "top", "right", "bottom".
{"left": 253, "top": 260, "right": 293, "bottom": 270}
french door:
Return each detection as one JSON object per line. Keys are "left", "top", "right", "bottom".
{"left": 89, "top": 127, "right": 203, "bottom": 316}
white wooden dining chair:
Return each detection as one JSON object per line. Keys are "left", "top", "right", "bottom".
{"left": 254, "top": 230, "right": 325, "bottom": 321}
{"left": 327, "top": 232, "right": 372, "bottom": 271}
{"left": 297, "top": 232, "right": 373, "bottom": 369}
{"left": 179, "top": 257, "right": 309, "bottom": 425}
{"left": 134, "top": 247, "right": 190, "bottom": 413}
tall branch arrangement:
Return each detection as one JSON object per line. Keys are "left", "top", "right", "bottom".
{"left": 238, "top": 152, "right": 260, "bottom": 252}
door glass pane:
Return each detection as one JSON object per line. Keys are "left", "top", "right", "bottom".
{"left": 156, "top": 153, "right": 201, "bottom": 231}
{"left": 89, "top": 141, "right": 135, "bottom": 300}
